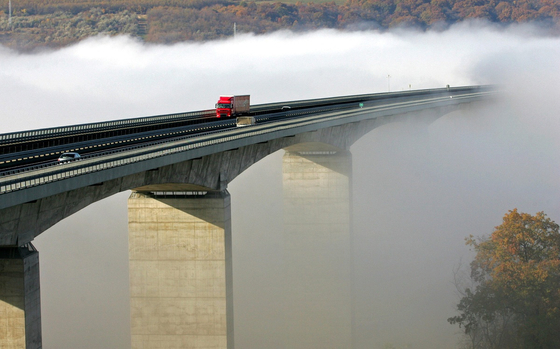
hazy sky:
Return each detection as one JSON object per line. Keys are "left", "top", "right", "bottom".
{"left": 1, "top": 21, "right": 559, "bottom": 348}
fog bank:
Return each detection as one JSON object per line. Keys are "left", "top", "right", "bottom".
{"left": 0, "top": 22, "right": 558, "bottom": 348}
{"left": 1, "top": 21, "right": 557, "bottom": 132}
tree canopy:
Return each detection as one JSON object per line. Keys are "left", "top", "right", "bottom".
{"left": 1, "top": 0, "right": 559, "bottom": 49}
{"left": 449, "top": 209, "right": 560, "bottom": 349}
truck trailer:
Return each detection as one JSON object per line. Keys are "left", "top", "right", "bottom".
{"left": 215, "top": 95, "right": 250, "bottom": 118}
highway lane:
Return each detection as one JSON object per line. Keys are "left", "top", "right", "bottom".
{"left": 0, "top": 86, "right": 494, "bottom": 178}
{"left": 0, "top": 100, "right": 363, "bottom": 173}
{"left": 0, "top": 117, "right": 236, "bottom": 170}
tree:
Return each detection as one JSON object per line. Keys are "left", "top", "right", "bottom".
{"left": 449, "top": 209, "right": 560, "bottom": 349}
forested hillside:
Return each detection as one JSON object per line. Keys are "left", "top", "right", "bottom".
{"left": 0, "top": 0, "right": 559, "bottom": 49}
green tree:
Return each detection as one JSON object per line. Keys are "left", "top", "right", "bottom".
{"left": 449, "top": 209, "right": 560, "bottom": 349}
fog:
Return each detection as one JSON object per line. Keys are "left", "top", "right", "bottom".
{"left": 1, "top": 21, "right": 559, "bottom": 348}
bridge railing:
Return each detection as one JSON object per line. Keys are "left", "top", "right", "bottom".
{"left": 0, "top": 85, "right": 491, "bottom": 146}
{"left": 0, "top": 110, "right": 216, "bottom": 145}
{"left": 250, "top": 85, "right": 482, "bottom": 111}
{"left": 0, "top": 90, "right": 494, "bottom": 199}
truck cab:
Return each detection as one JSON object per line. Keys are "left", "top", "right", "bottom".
{"left": 215, "top": 96, "right": 234, "bottom": 118}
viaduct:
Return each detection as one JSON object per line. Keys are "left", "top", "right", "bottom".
{"left": 0, "top": 86, "right": 495, "bottom": 348}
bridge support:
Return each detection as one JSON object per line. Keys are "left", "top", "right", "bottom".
{"left": 282, "top": 149, "right": 354, "bottom": 348}
{"left": 128, "top": 190, "right": 233, "bottom": 349}
{"left": 0, "top": 244, "right": 42, "bottom": 349}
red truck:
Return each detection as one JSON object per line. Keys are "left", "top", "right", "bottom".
{"left": 215, "top": 95, "right": 250, "bottom": 118}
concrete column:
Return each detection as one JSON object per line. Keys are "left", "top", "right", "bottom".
{"left": 0, "top": 244, "right": 42, "bottom": 349}
{"left": 128, "top": 190, "right": 233, "bottom": 349}
{"left": 282, "top": 149, "right": 353, "bottom": 348}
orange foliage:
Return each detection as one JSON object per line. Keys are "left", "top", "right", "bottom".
{"left": 1, "top": 0, "right": 559, "bottom": 47}
{"left": 450, "top": 209, "right": 560, "bottom": 348}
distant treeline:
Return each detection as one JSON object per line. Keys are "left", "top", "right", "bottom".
{"left": 0, "top": 0, "right": 559, "bottom": 49}
{"left": 0, "top": 0, "right": 231, "bottom": 15}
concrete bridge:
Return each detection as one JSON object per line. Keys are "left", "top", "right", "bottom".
{"left": 0, "top": 86, "right": 495, "bottom": 348}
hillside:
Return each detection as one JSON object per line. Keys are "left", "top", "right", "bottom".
{"left": 0, "top": 0, "right": 559, "bottom": 50}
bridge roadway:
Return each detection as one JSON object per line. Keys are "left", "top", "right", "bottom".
{"left": 0, "top": 86, "right": 493, "bottom": 214}
{"left": 0, "top": 85, "right": 494, "bottom": 349}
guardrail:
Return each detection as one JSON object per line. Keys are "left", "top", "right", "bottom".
{"left": 251, "top": 85, "right": 483, "bottom": 110}
{"left": 0, "top": 91, "right": 493, "bottom": 197}
{"left": 0, "top": 85, "right": 490, "bottom": 146}
{"left": 0, "top": 109, "right": 215, "bottom": 145}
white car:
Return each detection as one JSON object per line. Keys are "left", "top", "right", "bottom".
{"left": 58, "top": 152, "right": 81, "bottom": 162}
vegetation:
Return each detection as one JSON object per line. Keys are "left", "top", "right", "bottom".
{"left": 0, "top": 8, "right": 137, "bottom": 48}
{"left": 449, "top": 209, "right": 560, "bottom": 349}
{"left": 0, "top": 0, "right": 559, "bottom": 49}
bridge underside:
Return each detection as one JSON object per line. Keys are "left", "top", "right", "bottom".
{"left": 0, "top": 105, "right": 457, "bottom": 246}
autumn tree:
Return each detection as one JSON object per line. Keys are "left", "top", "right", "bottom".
{"left": 1, "top": 0, "right": 560, "bottom": 48}
{"left": 449, "top": 209, "right": 560, "bottom": 349}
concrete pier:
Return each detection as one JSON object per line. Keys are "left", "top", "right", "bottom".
{"left": 0, "top": 244, "right": 42, "bottom": 349}
{"left": 282, "top": 148, "right": 354, "bottom": 348}
{"left": 128, "top": 190, "right": 233, "bottom": 349}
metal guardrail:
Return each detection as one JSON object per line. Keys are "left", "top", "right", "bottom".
{"left": 0, "top": 85, "right": 489, "bottom": 146}
{"left": 0, "top": 110, "right": 215, "bottom": 144}
{"left": 0, "top": 91, "right": 493, "bottom": 196}
{"left": 251, "top": 85, "right": 481, "bottom": 111}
